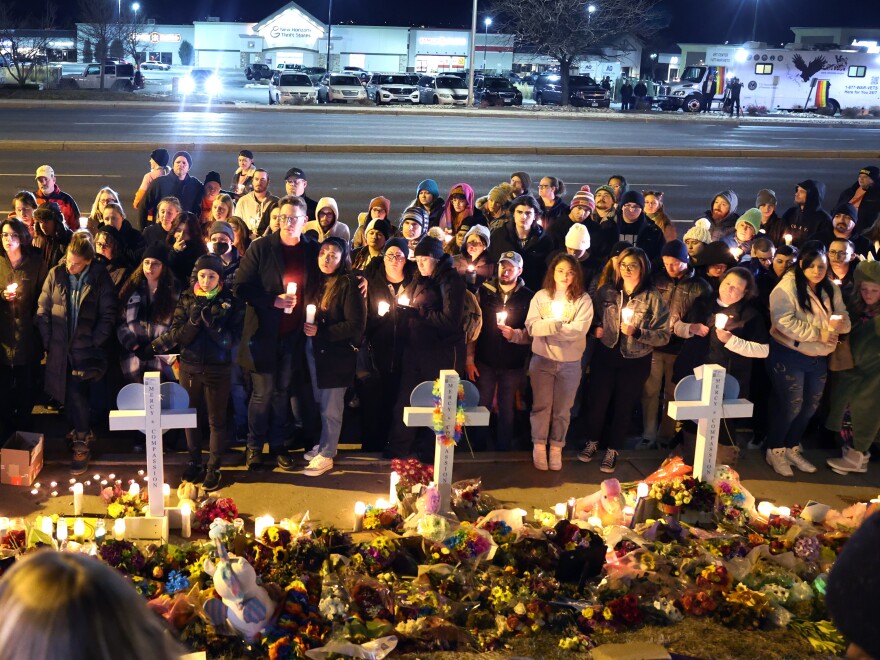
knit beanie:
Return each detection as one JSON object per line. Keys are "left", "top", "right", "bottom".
{"left": 755, "top": 189, "right": 777, "bottom": 208}
{"left": 194, "top": 254, "right": 224, "bottom": 278}
{"left": 619, "top": 189, "right": 645, "bottom": 209}
{"left": 610, "top": 240, "right": 634, "bottom": 258}
{"left": 565, "top": 223, "right": 590, "bottom": 251}
{"left": 204, "top": 171, "right": 222, "bottom": 186}
{"left": 321, "top": 236, "right": 349, "bottom": 261}
{"left": 683, "top": 218, "right": 712, "bottom": 245}
{"left": 488, "top": 183, "right": 514, "bottom": 206}
{"left": 383, "top": 237, "right": 409, "bottom": 259}
{"left": 401, "top": 206, "right": 429, "bottom": 233}
{"left": 172, "top": 150, "right": 192, "bottom": 168}
{"left": 595, "top": 184, "right": 616, "bottom": 200}
{"left": 369, "top": 196, "right": 391, "bottom": 215}
{"left": 315, "top": 197, "right": 339, "bottom": 222}
{"left": 414, "top": 236, "right": 445, "bottom": 260}
{"left": 463, "top": 224, "right": 490, "bottom": 248}
{"left": 859, "top": 165, "right": 880, "bottom": 185}
{"left": 510, "top": 171, "right": 532, "bottom": 191}
{"left": 142, "top": 242, "right": 168, "bottom": 265}
{"left": 831, "top": 202, "right": 858, "bottom": 221}
{"left": 208, "top": 220, "right": 234, "bottom": 242}
{"left": 660, "top": 239, "right": 689, "bottom": 263}
{"left": 365, "top": 218, "right": 392, "bottom": 239}
{"left": 417, "top": 179, "right": 440, "bottom": 198}
{"left": 570, "top": 185, "right": 596, "bottom": 213}
{"left": 696, "top": 240, "right": 737, "bottom": 268}
{"left": 854, "top": 260, "right": 880, "bottom": 286}
{"left": 736, "top": 208, "right": 762, "bottom": 234}
{"left": 150, "top": 148, "right": 169, "bottom": 168}
{"left": 712, "top": 189, "right": 739, "bottom": 214}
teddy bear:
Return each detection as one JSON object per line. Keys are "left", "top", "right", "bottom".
{"left": 575, "top": 478, "right": 627, "bottom": 526}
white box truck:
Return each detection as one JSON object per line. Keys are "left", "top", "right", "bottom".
{"left": 658, "top": 44, "right": 879, "bottom": 114}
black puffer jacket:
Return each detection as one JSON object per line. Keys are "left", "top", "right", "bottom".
{"left": 781, "top": 179, "right": 832, "bottom": 247}
{"left": 362, "top": 258, "right": 415, "bottom": 374}
{"left": 170, "top": 285, "right": 244, "bottom": 368}
{"left": 401, "top": 254, "right": 465, "bottom": 349}
{"left": 0, "top": 252, "right": 48, "bottom": 366}
{"left": 309, "top": 274, "right": 367, "bottom": 389}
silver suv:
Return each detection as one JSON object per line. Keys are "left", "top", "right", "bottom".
{"left": 366, "top": 73, "right": 419, "bottom": 105}
{"left": 417, "top": 74, "right": 468, "bottom": 105}
{"left": 59, "top": 63, "right": 136, "bottom": 91}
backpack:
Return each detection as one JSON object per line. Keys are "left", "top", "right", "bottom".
{"left": 462, "top": 288, "right": 483, "bottom": 344}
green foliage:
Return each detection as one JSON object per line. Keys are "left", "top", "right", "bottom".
{"left": 178, "top": 40, "right": 194, "bottom": 66}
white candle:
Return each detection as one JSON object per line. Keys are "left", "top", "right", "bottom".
{"left": 254, "top": 514, "right": 273, "bottom": 540}
{"left": 776, "top": 506, "right": 791, "bottom": 518}
{"left": 353, "top": 501, "right": 366, "bottom": 532}
{"left": 784, "top": 233, "right": 793, "bottom": 245}
{"left": 72, "top": 483, "right": 83, "bottom": 516}
{"left": 729, "top": 247, "right": 743, "bottom": 260}
{"left": 56, "top": 517, "right": 68, "bottom": 542}
{"left": 566, "top": 497, "right": 576, "bottom": 520}
{"left": 496, "top": 311, "right": 508, "bottom": 326}
{"left": 73, "top": 518, "right": 85, "bottom": 541}
{"left": 832, "top": 279, "right": 842, "bottom": 286}
{"left": 78, "top": 217, "right": 88, "bottom": 230}
{"left": 128, "top": 482, "right": 140, "bottom": 497}
{"left": 829, "top": 314, "right": 843, "bottom": 330}
{"left": 30, "top": 488, "right": 38, "bottom": 495}
{"left": 636, "top": 482, "right": 649, "bottom": 500}
{"left": 376, "top": 498, "right": 389, "bottom": 510}
{"left": 41, "top": 516, "right": 54, "bottom": 536}
{"left": 757, "top": 501, "right": 776, "bottom": 519}
{"left": 107, "top": 473, "right": 115, "bottom": 480}
{"left": 285, "top": 282, "right": 297, "bottom": 314}
{"left": 163, "top": 483, "right": 171, "bottom": 507}
{"left": 50, "top": 490, "right": 58, "bottom": 497}
{"left": 113, "top": 518, "right": 126, "bottom": 541}
{"left": 623, "top": 506, "right": 635, "bottom": 526}
{"left": 715, "top": 313, "right": 729, "bottom": 330}
{"left": 0, "top": 517, "right": 8, "bottom": 537}
{"left": 621, "top": 307, "right": 635, "bottom": 325}
{"left": 553, "top": 502, "right": 567, "bottom": 518}
{"left": 305, "top": 304, "right": 316, "bottom": 324}
{"left": 50, "top": 481, "right": 57, "bottom": 488}
{"left": 94, "top": 519, "right": 106, "bottom": 540}
{"left": 389, "top": 471, "right": 400, "bottom": 505}
{"left": 377, "top": 301, "right": 390, "bottom": 317}
{"left": 5, "top": 282, "right": 17, "bottom": 295}
{"left": 550, "top": 301, "right": 565, "bottom": 320}
{"left": 180, "top": 503, "right": 192, "bottom": 539}
{"left": 587, "top": 516, "right": 603, "bottom": 530}
{"left": 397, "top": 294, "right": 410, "bottom": 306}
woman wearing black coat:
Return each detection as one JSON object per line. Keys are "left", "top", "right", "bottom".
{"left": 166, "top": 213, "right": 207, "bottom": 285}
{"left": 32, "top": 202, "right": 72, "bottom": 271}
{"left": 301, "top": 237, "right": 366, "bottom": 476}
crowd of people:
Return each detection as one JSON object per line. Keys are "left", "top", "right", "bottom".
{"left": 2, "top": 149, "right": 879, "bottom": 491}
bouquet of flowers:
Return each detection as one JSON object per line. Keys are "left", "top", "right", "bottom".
{"left": 451, "top": 479, "right": 500, "bottom": 521}
{"left": 363, "top": 504, "right": 404, "bottom": 532}
{"left": 351, "top": 537, "right": 399, "bottom": 575}
{"left": 649, "top": 477, "right": 695, "bottom": 510}
{"left": 98, "top": 539, "right": 146, "bottom": 573}
{"left": 194, "top": 496, "right": 238, "bottom": 531}
{"left": 433, "top": 524, "right": 493, "bottom": 564}
{"left": 101, "top": 483, "right": 149, "bottom": 519}
{"left": 391, "top": 458, "right": 434, "bottom": 492}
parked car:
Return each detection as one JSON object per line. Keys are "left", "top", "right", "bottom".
{"left": 417, "top": 74, "right": 468, "bottom": 105}
{"left": 365, "top": 73, "right": 419, "bottom": 105}
{"left": 269, "top": 71, "right": 317, "bottom": 105}
{"left": 473, "top": 76, "right": 523, "bottom": 106}
{"left": 533, "top": 73, "right": 610, "bottom": 107}
{"left": 179, "top": 69, "right": 222, "bottom": 97}
{"left": 141, "top": 61, "right": 171, "bottom": 71}
{"left": 316, "top": 73, "right": 367, "bottom": 103}
{"left": 303, "top": 66, "right": 327, "bottom": 84}
{"left": 245, "top": 63, "right": 272, "bottom": 80}
{"left": 275, "top": 63, "right": 302, "bottom": 71}
{"left": 59, "top": 62, "right": 137, "bottom": 91}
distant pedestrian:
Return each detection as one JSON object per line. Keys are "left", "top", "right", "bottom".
{"left": 620, "top": 80, "right": 633, "bottom": 111}
{"left": 701, "top": 73, "right": 716, "bottom": 113}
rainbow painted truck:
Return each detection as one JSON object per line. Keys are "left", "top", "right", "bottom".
{"left": 658, "top": 43, "right": 879, "bottom": 114}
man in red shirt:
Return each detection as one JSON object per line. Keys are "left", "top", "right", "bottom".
{"left": 34, "top": 165, "right": 80, "bottom": 229}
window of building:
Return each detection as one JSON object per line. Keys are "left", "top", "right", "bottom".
{"left": 755, "top": 63, "right": 773, "bottom": 75}
{"left": 847, "top": 65, "right": 866, "bottom": 78}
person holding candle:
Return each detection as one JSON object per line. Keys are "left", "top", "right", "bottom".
{"left": 826, "top": 261, "right": 880, "bottom": 475}
{"left": 0, "top": 549, "right": 186, "bottom": 659}
{"left": 32, "top": 202, "right": 72, "bottom": 271}
{"left": 10, "top": 191, "right": 38, "bottom": 239}
{"left": 453, "top": 225, "right": 492, "bottom": 291}
{"left": 301, "top": 237, "right": 366, "bottom": 476}
{"left": 722, "top": 208, "right": 761, "bottom": 263}
{"left": 825, "top": 238, "right": 858, "bottom": 303}
{"left": 781, "top": 179, "right": 832, "bottom": 248}
{"left": 235, "top": 195, "right": 320, "bottom": 472}
{"left": 581, "top": 247, "right": 670, "bottom": 473}
{"left": 169, "top": 254, "right": 244, "bottom": 491}
{"left": 525, "top": 253, "right": 593, "bottom": 470}
{"left": 0, "top": 218, "right": 48, "bottom": 441}
{"left": 766, "top": 245, "right": 851, "bottom": 477}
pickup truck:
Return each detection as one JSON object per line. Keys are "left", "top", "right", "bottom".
{"left": 59, "top": 63, "right": 137, "bottom": 91}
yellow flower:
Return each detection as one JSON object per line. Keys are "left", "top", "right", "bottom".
{"left": 603, "top": 607, "right": 613, "bottom": 620}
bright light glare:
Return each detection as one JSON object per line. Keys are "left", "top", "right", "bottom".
{"left": 735, "top": 48, "right": 749, "bottom": 63}
{"left": 206, "top": 74, "right": 222, "bottom": 96}
{"left": 588, "top": 4, "right": 596, "bottom": 12}
{"left": 131, "top": 2, "right": 140, "bottom": 10}
{"left": 484, "top": 17, "right": 492, "bottom": 27}
{"left": 179, "top": 76, "right": 195, "bottom": 94}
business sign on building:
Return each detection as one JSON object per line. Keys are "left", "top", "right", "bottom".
{"left": 134, "top": 32, "right": 182, "bottom": 43}
{"left": 705, "top": 47, "right": 735, "bottom": 66}
{"left": 259, "top": 8, "right": 324, "bottom": 50}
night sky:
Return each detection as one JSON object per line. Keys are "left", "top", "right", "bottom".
{"left": 11, "top": 0, "right": 880, "bottom": 48}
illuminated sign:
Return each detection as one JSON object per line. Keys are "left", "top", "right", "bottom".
{"left": 134, "top": 32, "right": 182, "bottom": 43}
{"left": 269, "top": 26, "right": 313, "bottom": 39}
{"left": 418, "top": 36, "right": 467, "bottom": 47}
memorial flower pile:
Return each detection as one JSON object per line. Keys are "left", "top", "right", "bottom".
{"left": 193, "top": 496, "right": 238, "bottom": 531}
{"left": 101, "top": 482, "right": 149, "bottom": 518}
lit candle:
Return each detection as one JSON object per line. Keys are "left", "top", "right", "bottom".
{"left": 163, "top": 483, "right": 171, "bottom": 507}
{"left": 180, "top": 503, "right": 192, "bottom": 539}
{"left": 305, "top": 304, "right": 316, "bottom": 324}
{"left": 553, "top": 502, "right": 567, "bottom": 518}
{"left": 397, "top": 294, "right": 410, "bottom": 306}
{"left": 50, "top": 490, "right": 58, "bottom": 497}
{"left": 376, "top": 498, "right": 389, "bottom": 510}
{"left": 30, "top": 488, "right": 38, "bottom": 495}
{"left": 4, "top": 282, "right": 17, "bottom": 296}
{"left": 829, "top": 314, "right": 843, "bottom": 331}
{"left": 377, "top": 301, "right": 391, "bottom": 317}
{"left": 233, "top": 518, "right": 244, "bottom": 534}
{"left": 730, "top": 247, "right": 743, "bottom": 260}
{"left": 832, "top": 279, "right": 842, "bottom": 286}
{"left": 443, "top": 232, "right": 453, "bottom": 243}
{"left": 757, "top": 501, "right": 776, "bottom": 519}
{"left": 94, "top": 519, "right": 106, "bottom": 540}
{"left": 566, "top": 497, "right": 576, "bottom": 520}
{"left": 623, "top": 505, "right": 635, "bottom": 526}
{"left": 113, "top": 518, "right": 126, "bottom": 541}
{"left": 466, "top": 264, "right": 476, "bottom": 284}
{"left": 715, "top": 313, "right": 729, "bottom": 330}
{"left": 100, "top": 480, "right": 107, "bottom": 486}
{"left": 389, "top": 471, "right": 400, "bottom": 505}
{"left": 587, "top": 516, "right": 603, "bottom": 530}
{"left": 50, "top": 481, "right": 57, "bottom": 488}
{"left": 621, "top": 307, "right": 635, "bottom": 325}
{"left": 784, "top": 233, "right": 793, "bottom": 246}
{"left": 69, "top": 478, "right": 76, "bottom": 484}
{"left": 73, "top": 518, "right": 85, "bottom": 541}
{"left": 254, "top": 514, "right": 273, "bottom": 540}
{"left": 496, "top": 310, "right": 508, "bottom": 326}
{"left": 56, "top": 517, "right": 68, "bottom": 542}
{"left": 776, "top": 506, "right": 791, "bottom": 518}
{"left": 72, "top": 483, "right": 83, "bottom": 516}
{"left": 353, "top": 501, "right": 366, "bottom": 532}
{"left": 34, "top": 482, "right": 41, "bottom": 489}
{"left": 41, "top": 516, "right": 53, "bottom": 536}
{"left": 136, "top": 470, "right": 144, "bottom": 476}
{"left": 636, "top": 482, "right": 649, "bottom": 500}
{"left": 0, "top": 517, "right": 8, "bottom": 537}
{"left": 94, "top": 474, "right": 102, "bottom": 480}
{"left": 285, "top": 282, "right": 297, "bottom": 314}
{"left": 108, "top": 473, "right": 115, "bottom": 480}
{"left": 550, "top": 301, "right": 565, "bottom": 320}
{"left": 128, "top": 482, "right": 140, "bottom": 497}
{"left": 78, "top": 217, "right": 88, "bottom": 230}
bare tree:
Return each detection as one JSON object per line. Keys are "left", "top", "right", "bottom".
{"left": 117, "top": 5, "right": 149, "bottom": 65}
{"left": 78, "top": 0, "right": 123, "bottom": 91}
{"left": 0, "top": 5, "right": 56, "bottom": 89}
{"left": 491, "top": 0, "right": 660, "bottom": 105}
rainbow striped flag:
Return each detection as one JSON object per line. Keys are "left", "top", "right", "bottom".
{"left": 814, "top": 80, "right": 829, "bottom": 107}
{"left": 715, "top": 68, "right": 725, "bottom": 94}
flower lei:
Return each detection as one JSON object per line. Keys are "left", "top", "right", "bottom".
{"left": 431, "top": 379, "right": 466, "bottom": 447}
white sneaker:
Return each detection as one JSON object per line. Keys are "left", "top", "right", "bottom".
{"left": 766, "top": 448, "right": 793, "bottom": 477}
{"left": 532, "top": 444, "right": 548, "bottom": 471}
{"left": 785, "top": 445, "right": 817, "bottom": 473}
{"left": 303, "top": 454, "right": 333, "bottom": 477}
{"left": 303, "top": 444, "right": 321, "bottom": 461}
{"left": 827, "top": 446, "right": 870, "bottom": 475}
{"left": 548, "top": 445, "right": 563, "bottom": 471}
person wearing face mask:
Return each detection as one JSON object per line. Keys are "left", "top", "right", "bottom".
{"left": 32, "top": 202, "right": 72, "bottom": 271}
{"left": 351, "top": 196, "right": 392, "bottom": 249}
{"left": 193, "top": 221, "right": 240, "bottom": 288}
{"left": 0, "top": 218, "right": 48, "bottom": 441}
{"left": 616, "top": 190, "right": 665, "bottom": 261}
{"left": 453, "top": 225, "right": 493, "bottom": 291}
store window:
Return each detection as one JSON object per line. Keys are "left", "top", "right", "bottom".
{"left": 755, "top": 63, "right": 773, "bottom": 75}
{"left": 847, "top": 66, "right": 866, "bottom": 78}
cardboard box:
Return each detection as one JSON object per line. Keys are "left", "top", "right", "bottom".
{"left": 1, "top": 432, "right": 44, "bottom": 486}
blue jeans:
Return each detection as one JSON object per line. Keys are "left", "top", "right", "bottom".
{"left": 767, "top": 339, "right": 827, "bottom": 450}
{"left": 305, "top": 339, "right": 346, "bottom": 458}
{"left": 475, "top": 362, "right": 526, "bottom": 451}
{"left": 247, "top": 336, "right": 296, "bottom": 454}
{"left": 528, "top": 354, "right": 582, "bottom": 447}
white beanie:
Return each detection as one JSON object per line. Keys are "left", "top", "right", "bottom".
{"left": 463, "top": 224, "right": 491, "bottom": 247}
{"left": 683, "top": 218, "right": 712, "bottom": 244}
{"left": 565, "top": 223, "right": 590, "bottom": 251}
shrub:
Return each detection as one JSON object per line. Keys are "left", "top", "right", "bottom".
{"left": 745, "top": 104, "right": 767, "bottom": 116}
{"left": 840, "top": 107, "right": 864, "bottom": 119}
{"left": 814, "top": 105, "right": 837, "bottom": 117}
{"left": 868, "top": 106, "right": 880, "bottom": 118}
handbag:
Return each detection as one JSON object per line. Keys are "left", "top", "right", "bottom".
{"left": 355, "top": 338, "right": 379, "bottom": 380}
{"left": 828, "top": 336, "right": 855, "bottom": 372}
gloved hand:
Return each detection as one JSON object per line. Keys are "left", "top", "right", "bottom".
{"left": 135, "top": 343, "right": 156, "bottom": 361}
{"left": 188, "top": 303, "right": 204, "bottom": 325}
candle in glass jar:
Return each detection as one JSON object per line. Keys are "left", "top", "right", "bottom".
{"left": 305, "top": 304, "right": 317, "bottom": 324}
{"left": 829, "top": 314, "right": 843, "bottom": 328}
{"left": 496, "top": 310, "right": 508, "bottom": 326}
{"left": 550, "top": 301, "right": 565, "bottom": 320}
{"left": 389, "top": 471, "right": 400, "bottom": 505}
{"left": 784, "top": 233, "right": 793, "bottom": 245}
{"left": 553, "top": 502, "right": 566, "bottom": 518}
{"left": 78, "top": 217, "right": 89, "bottom": 230}
{"left": 72, "top": 483, "right": 83, "bottom": 516}
{"left": 715, "top": 313, "right": 729, "bottom": 330}
{"left": 397, "top": 294, "right": 410, "bottom": 306}
{"left": 163, "top": 483, "right": 171, "bottom": 507}
{"left": 56, "top": 517, "right": 68, "bottom": 542}
{"left": 621, "top": 307, "right": 635, "bottom": 325}
{"left": 377, "top": 301, "right": 390, "bottom": 317}
{"left": 113, "top": 518, "right": 126, "bottom": 541}
{"left": 353, "top": 501, "right": 366, "bottom": 532}
{"left": 41, "top": 516, "right": 54, "bottom": 536}
{"left": 73, "top": 518, "right": 85, "bottom": 541}
{"left": 285, "top": 282, "right": 297, "bottom": 314}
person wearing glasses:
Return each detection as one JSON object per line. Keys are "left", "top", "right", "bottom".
{"left": 580, "top": 247, "right": 670, "bottom": 474}
{"left": 0, "top": 218, "right": 48, "bottom": 442}
{"left": 93, "top": 227, "right": 130, "bottom": 289}
{"left": 536, "top": 176, "right": 568, "bottom": 234}
{"left": 825, "top": 238, "right": 859, "bottom": 303}
{"left": 234, "top": 195, "right": 320, "bottom": 472}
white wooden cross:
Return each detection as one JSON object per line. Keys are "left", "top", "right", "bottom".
{"left": 109, "top": 371, "right": 197, "bottom": 520}
{"left": 404, "top": 370, "right": 490, "bottom": 513}
{"left": 666, "top": 364, "right": 753, "bottom": 484}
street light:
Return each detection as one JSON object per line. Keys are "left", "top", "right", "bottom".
{"left": 751, "top": 0, "right": 759, "bottom": 42}
{"left": 588, "top": 4, "right": 596, "bottom": 24}
{"left": 483, "top": 17, "right": 492, "bottom": 71}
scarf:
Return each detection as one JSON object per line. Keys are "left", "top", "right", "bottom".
{"left": 194, "top": 282, "right": 222, "bottom": 300}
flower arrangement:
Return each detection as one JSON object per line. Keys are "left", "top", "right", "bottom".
{"left": 715, "top": 478, "right": 750, "bottom": 522}
{"left": 431, "top": 379, "right": 465, "bottom": 446}
{"left": 101, "top": 483, "right": 149, "bottom": 519}
{"left": 391, "top": 458, "right": 433, "bottom": 492}
{"left": 351, "top": 537, "right": 398, "bottom": 575}
{"left": 362, "top": 504, "right": 403, "bottom": 532}
{"left": 193, "top": 496, "right": 238, "bottom": 531}
{"left": 649, "top": 477, "right": 695, "bottom": 509}
{"left": 98, "top": 539, "right": 146, "bottom": 573}
{"left": 435, "top": 524, "right": 492, "bottom": 563}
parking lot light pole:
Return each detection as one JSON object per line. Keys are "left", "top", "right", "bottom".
{"left": 326, "top": 0, "right": 333, "bottom": 71}
{"left": 483, "top": 18, "right": 492, "bottom": 71}
{"left": 466, "top": 0, "right": 477, "bottom": 105}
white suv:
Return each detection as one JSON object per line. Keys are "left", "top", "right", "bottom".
{"left": 366, "top": 73, "right": 419, "bottom": 105}
{"left": 417, "top": 74, "right": 468, "bottom": 105}
{"left": 59, "top": 62, "right": 136, "bottom": 91}
{"left": 269, "top": 72, "right": 317, "bottom": 105}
